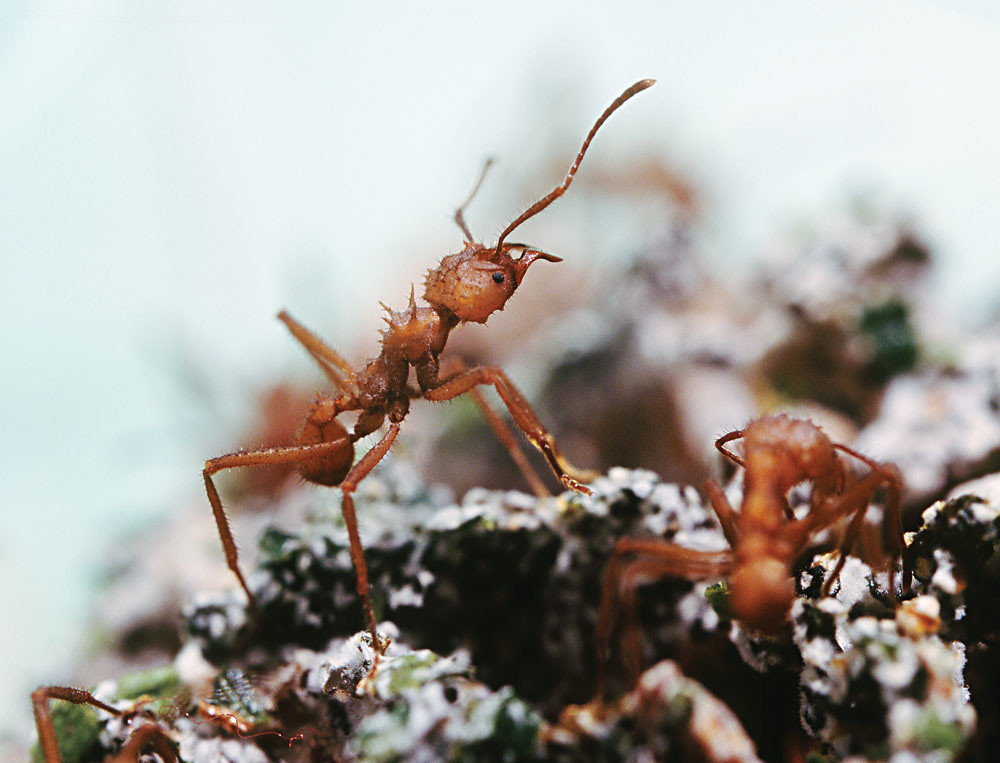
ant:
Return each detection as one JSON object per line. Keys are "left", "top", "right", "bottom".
{"left": 596, "top": 414, "right": 910, "bottom": 687}
{"left": 202, "top": 80, "right": 656, "bottom": 654}
{"left": 32, "top": 686, "right": 177, "bottom": 763}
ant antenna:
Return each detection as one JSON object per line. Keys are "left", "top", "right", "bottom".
{"left": 455, "top": 158, "right": 495, "bottom": 242}
{"left": 494, "top": 78, "right": 655, "bottom": 254}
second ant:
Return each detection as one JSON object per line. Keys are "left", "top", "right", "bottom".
{"left": 202, "top": 79, "right": 656, "bottom": 655}
{"left": 596, "top": 413, "right": 911, "bottom": 689}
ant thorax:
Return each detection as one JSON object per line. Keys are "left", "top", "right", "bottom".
{"left": 379, "top": 292, "right": 450, "bottom": 363}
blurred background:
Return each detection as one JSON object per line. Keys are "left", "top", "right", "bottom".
{"left": 3, "top": 0, "right": 1000, "bottom": 745}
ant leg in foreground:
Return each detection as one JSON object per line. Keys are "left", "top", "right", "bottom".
{"left": 203, "top": 437, "right": 354, "bottom": 612}
{"left": 425, "top": 366, "right": 597, "bottom": 493}
{"left": 595, "top": 539, "right": 732, "bottom": 697}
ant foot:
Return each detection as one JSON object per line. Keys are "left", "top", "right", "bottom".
{"left": 560, "top": 475, "right": 594, "bottom": 495}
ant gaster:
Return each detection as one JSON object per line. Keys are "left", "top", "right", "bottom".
{"left": 596, "top": 414, "right": 910, "bottom": 689}
{"left": 202, "top": 80, "right": 656, "bottom": 654}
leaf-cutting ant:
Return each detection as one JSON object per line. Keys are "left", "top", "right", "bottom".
{"left": 203, "top": 79, "right": 656, "bottom": 654}
{"left": 596, "top": 414, "right": 909, "bottom": 687}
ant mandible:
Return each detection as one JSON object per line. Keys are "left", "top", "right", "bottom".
{"left": 203, "top": 79, "right": 656, "bottom": 653}
{"left": 596, "top": 414, "right": 910, "bottom": 687}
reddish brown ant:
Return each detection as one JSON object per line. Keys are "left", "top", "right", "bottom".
{"left": 202, "top": 80, "right": 656, "bottom": 653}
{"left": 596, "top": 414, "right": 910, "bottom": 687}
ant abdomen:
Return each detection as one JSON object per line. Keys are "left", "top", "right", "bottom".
{"left": 294, "top": 401, "right": 353, "bottom": 486}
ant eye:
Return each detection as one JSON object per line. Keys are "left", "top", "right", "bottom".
{"left": 492, "top": 272, "right": 505, "bottom": 284}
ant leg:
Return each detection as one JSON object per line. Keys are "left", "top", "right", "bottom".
{"left": 714, "top": 429, "right": 746, "bottom": 468}
{"left": 110, "top": 724, "right": 177, "bottom": 763}
{"left": 425, "top": 365, "right": 597, "bottom": 494}
{"left": 802, "top": 462, "right": 906, "bottom": 595}
{"left": 203, "top": 438, "right": 353, "bottom": 611}
{"left": 821, "top": 497, "right": 871, "bottom": 596}
{"left": 703, "top": 480, "right": 741, "bottom": 548}
{"left": 595, "top": 538, "right": 732, "bottom": 696}
{"left": 277, "top": 310, "right": 356, "bottom": 394}
{"left": 33, "top": 686, "right": 122, "bottom": 763}
{"left": 339, "top": 423, "right": 401, "bottom": 655}
{"left": 467, "top": 387, "right": 551, "bottom": 498}
{"left": 438, "top": 357, "right": 550, "bottom": 497}
{"left": 834, "top": 446, "right": 909, "bottom": 591}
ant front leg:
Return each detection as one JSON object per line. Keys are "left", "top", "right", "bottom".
{"left": 714, "top": 428, "right": 746, "bottom": 468}
{"left": 466, "top": 386, "right": 551, "bottom": 498}
{"left": 437, "top": 357, "right": 550, "bottom": 498}
{"left": 424, "top": 365, "right": 597, "bottom": 494}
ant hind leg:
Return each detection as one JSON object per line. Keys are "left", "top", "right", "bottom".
{"left": 203, "top": 437, "right": 354, "bottom": 613}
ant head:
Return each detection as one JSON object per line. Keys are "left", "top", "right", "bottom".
{"left": 751, "top": 415, "right": 842, "bottom": 492}
{"left": 729, "top": 558, "right": 794, "bottom": 634}
{"left": 428, "top": 80, "right": 654, "bottom": 325}
{"left": 423, "top": 242, "right": 561, "bottom": 324}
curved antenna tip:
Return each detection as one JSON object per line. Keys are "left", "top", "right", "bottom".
{"left": 635, "top": 78, "right": 656, "bottom": 89}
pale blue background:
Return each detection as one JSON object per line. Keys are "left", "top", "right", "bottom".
{"left": 3, "top": 0, "right": 999, "bottom": 741}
